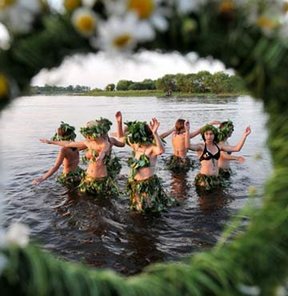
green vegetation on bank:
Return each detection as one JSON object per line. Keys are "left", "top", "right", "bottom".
{"left": 31, "top": 71, "right": 248, "bottom": 97}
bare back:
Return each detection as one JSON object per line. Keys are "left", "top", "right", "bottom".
{"left": 172, "top": 132, "right": 187, "bottom": 158}
{"left": 62, "top": 147, "right": 80, "bottom": 174}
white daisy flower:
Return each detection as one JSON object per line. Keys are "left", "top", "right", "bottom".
{"left": 105, "top": 0, "right": 169, "bottom": 32}
{"left": 71, "top": 7, "right": 98, "bottom": 37}
{"left": 63, "top": 0, "right": 82, "bottom": 12}
{"left": 0, "top": 0, "right": 41, "bottom": 34}
{"left": 95, "top": 13, "right": 155, "bottom": 53}
{"left": 5, "top": 223, "right": 30, "bottom": 247}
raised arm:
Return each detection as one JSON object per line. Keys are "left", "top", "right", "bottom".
{"left": 115, "top": 111, "right": 124, "bottom": 138}
{"left": 221, "top": 152, "right": 245, "bottom": 163}
{"left": 150, "top": 118, "right": 164, "bottom": 155}
{"left": 109, "top": 136, "right": 125, "bottom": 147}
{"left": 32, "top": 150, "right": 64, "bottom": 185}
{"left": 185, "top": 120, "right": 191, "bottom": 149}
{"left": 221, "top": 126, "right": 251, "bottom": 152}
{"left": 159, "top": 127, "right": 175, "bottom": 139}
{"left": 189, "top": 120, "right": 221, "bottom": 138}
{"left": 40, "top": 139, "right": 87, "bottom": 150}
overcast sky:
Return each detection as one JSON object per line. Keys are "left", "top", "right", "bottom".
{"left": 31, "top": 50, "right": 229, "bottom": 89}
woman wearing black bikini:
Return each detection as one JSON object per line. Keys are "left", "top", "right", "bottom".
{"left": 185, "top": 122, "right": 251, "bottom": 190}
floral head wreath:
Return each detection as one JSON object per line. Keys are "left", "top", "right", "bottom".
{"left": 218, "top": 120, "right": 234, "bottom": 142}
{"left": 125, "top": 120, "right": 153, "bottom": 145}
{"left": 200, "top": 124, "right": 219, "bottom": 143}
{"left": 80, "top": 118, "right": 112, "bottom": 139}
{"left": 51, "top": 121, "right": 76, "bottom": 141}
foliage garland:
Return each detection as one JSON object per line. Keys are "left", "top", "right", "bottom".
{"left": 51, "top": 121, "right": 77, "bottom": 141}
{"left": 1, "top": 0, "right": 288, "bottom": 295}
{"left": 125, "top": 120, "right": 154, "bottom": 145}
{"left": 80, "top": 118, "right": 112, "bottom": 139}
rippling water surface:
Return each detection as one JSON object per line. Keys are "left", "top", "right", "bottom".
{"left": 0, "top": 95, "right": 272, "bottom": 274}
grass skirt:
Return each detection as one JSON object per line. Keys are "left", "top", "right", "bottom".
{"left": 127, "top": 175, "right": 174, "bottom": 213}
{"left": 78, "top": 175, "right": 119, "bottom": 197}
{"left": 194, "top": 173, "right": 223, "bottom": 191}
{"left": 57, "top": 167, "right": 84, "bottom": 188}
{"left": 106, "top": 155, "right": 122, "bottom": 179}
{"left": 219, "top": 168, "right": 232, "bottom": 179}
{"left": 165, "top": 155, "right": 195, "bottom": 173}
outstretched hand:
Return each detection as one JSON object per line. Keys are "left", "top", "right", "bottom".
{"left": 149, "top": 118, "right": 160, "bottom": 134}
{"left": 237, "top": 156, "right": 245, "bottom": 163}
{"left": 32, "top": 177, "right": 44, "bottom": 185}
{"left": 40, "top": 138, "right": 51, "bottom": 144}
{"left": 115, "top": 111, "right": 122, "bottom": 123}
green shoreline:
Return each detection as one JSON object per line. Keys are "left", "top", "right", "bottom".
{"left": 80, "top": 90, "right": 247, "bottom": 98}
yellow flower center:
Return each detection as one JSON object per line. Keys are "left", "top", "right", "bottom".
{"left": 219, "top": 0, "right": 235, "bottom": 14}
{"left": 0, "top": 0, "right": 16, "bottom": 9}
{"left": 75, "top": 15, "right": 96, "bottom": 34}
{"left": 128, "top": 0, "right": 155, "bottom": 19}
{"left": 0, "top": 74, "right": 9, "bottom": 97}
{"left": 283, "top": 2, "right": 288, "bottom": 13}
{"left": 256, "top": 16, "right": 278, "bottom": 30}
{"left": 113, "top": 34, "right": 132, "bottom": 48}
{"left": 64, "top": 0, "right": 81, "bottom": 12}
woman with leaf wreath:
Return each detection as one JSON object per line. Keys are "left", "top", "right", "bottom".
{"left": 217, "top": 120, "right": 245, "bottom": 178}
{"left": 185, "top": 121, "right": 251, "bottom": 190}
{"left": 83, "top": 111, "right": 124, "bottom": 179}
{"left": 32, "top": 122, "right": 84, "bottom": 189}
{"left": 160, "top": 119, "right": 221, "bottom": 173}
{"left": 40, "top": 118, "right": 124, "bottom": 196}
{"left": 124, "top": 117, "right": 174, "bottom": 213}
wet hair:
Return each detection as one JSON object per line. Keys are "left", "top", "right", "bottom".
{"left": 200, "top": 124, "right": 218, "bottom": 143}
{"left": 175, "top": 119, "right": 185, "bottom": 134}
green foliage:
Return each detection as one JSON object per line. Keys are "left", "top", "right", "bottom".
{"left": 105, "top": 83, "right": 115, "bottom": 91}
{"left": 80, "top": 118, "right": 112, "bottom": 139}
{"left": 51, "top": 121, "right": 77, "bottom": 141}
{"left": 116, "top": 80, "right": 134, "bottom": 91}
{"left": 125, "top": 121, "right": 153, "bottom": 145}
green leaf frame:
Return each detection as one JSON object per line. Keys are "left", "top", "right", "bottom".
{"left": 1, "top": 1, "right": 288, "bottom": 295}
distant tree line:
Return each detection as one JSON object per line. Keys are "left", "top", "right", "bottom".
{"left": 31, "top": 84, "right": 91, "bottom": 94}
{"left": 103, "top": 71, "right": 246, "bottom": 94}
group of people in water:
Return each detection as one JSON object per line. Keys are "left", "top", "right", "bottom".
{"left": 32, "top": 111, "right": 251, "bottom": 213}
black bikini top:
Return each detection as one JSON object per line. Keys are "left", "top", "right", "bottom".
{"left": 199, "top": 143, "right": 221, "bottom": 162}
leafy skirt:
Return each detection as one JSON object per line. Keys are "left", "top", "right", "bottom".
{"left": 194, "top": 173, "right": 223, "bottom": 191}
{"left": 78, "top": 175, "right": 119, "bottom": 197}
{"left": 127, "top": 175, "right": 174, "bottom": 213}
{"left": 57, "top": 167, "right": 84, "bottom": 188}
{"left": 165, "top": 155, "right": 195, "bottom": 173}
{"left": 219, "top": 168, "right": 232, "bottom": 179}
{"left": 106, "top": 155, "right": 122, "bottom": 179}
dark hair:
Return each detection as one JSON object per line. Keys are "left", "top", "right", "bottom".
{"left": 175, "top": 119, "right": 185, "bottom": 134}
{"left": 201, "top": 124, "right": 218, "bottom": 143}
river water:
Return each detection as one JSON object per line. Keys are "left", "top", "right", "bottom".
{"left": 0, "top": 95, "right": 272, "bottom": 275}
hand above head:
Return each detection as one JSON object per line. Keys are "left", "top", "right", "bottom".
{"left": 115, "top": 111, "right": 122, "bottom": 122}
{"left": 185, "top": 120, "right": 190, "bottom": 131}
{"left": 149, "top": 118, "right": 160, "bottom": 134}
{"left": 244, "top": 126, "right": 251, "bottom": 137}
{"left": 209, "top": 120, "right": 221, "bottom": 125}
{"left": 40, "top": 138, "right": 51, "bottom": 144}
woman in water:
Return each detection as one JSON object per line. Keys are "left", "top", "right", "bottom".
{"left": 185, "top": 122, "right": 251, "bottom": 190}
{"left": 124, "top": 117, "right": 173, "bottom": 213}
{"left": 217, "top": 120, "right": 245, "bottom": 178}
{"left": 32, "top": 122, "right": 83, "bottom": 188}
{"left": 40, "top": 118, "right": 124, "bottom": 196}
{"left": 160, "top": 119, "right": 220, "bottom": 173}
